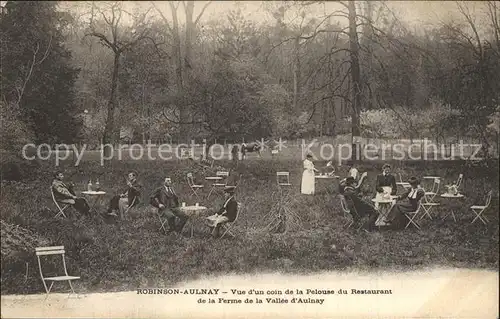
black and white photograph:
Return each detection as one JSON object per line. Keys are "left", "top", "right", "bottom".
{"left": 1, "top": 1, "right": 499, "bottom": 318}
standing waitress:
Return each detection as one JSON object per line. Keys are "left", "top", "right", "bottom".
{"left": 301, "top": 154, "right": 319, "bottom": 195}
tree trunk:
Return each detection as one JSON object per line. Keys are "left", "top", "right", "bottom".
{"left": 183, "top": 1, "right": 195, "bottom": 143}
{"left": 348, "top": 1, "right": 362, "bottom": 160}
{"left": 293, "top": 36, "right": 300, "bottom": 113}
{"left": 102, "top": 52, "right": 120, "bottom": 157}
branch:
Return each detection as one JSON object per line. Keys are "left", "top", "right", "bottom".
{"left": 85, "top": 32, "right": 117, "bottom": 51}
{"left": 151, "top": 2, "right": 174, "bottom": 35}
{"left": 194, "top": 1, "right": 212, "bottom": 26}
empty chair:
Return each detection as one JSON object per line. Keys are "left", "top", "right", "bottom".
{"left": 276, "top": 172, "right": 292, "bottom": 186}
{"left": 396, "top": 173, "right": 411, "bottom": 190}
{"left": 35, "top": 246, "right": 80, "bottom": 297}
{"left": 470, "top": 190, "right": 493, "bottom": 225}
{"left": 187, "top": 173, "right": 204, "bottom": 199}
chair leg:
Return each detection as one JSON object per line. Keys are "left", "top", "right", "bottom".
{"left": 68, "top": 280, "right": 76, "bottom": 294}
{"left": 471, "top": 209, "right": 488, "bottom": 225}
{"left": 44, "top": 281, "right": 55, "bottom": 300}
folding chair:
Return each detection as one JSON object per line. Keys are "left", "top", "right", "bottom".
{"left": 339, "top": 195, "right": 363, "bottom": 230}
{"left": 51, "top": 187, "right": 69, "bottom": 218}
{"left": 276, "top": 172, "right": 292, "bottom": 186}
{"left": 35, "top": 246, "right": 80, "bottom": 298}
{"left": 404, "top": 204, "right": 423, "bottom": 230}
{"left": 122, "top": 197, "right": 136, "bottom": 219}
{"left": 155, "top": 209, "right": 168, "bottom": 234}
{"left": 220, "top": 202, "right": 244, "bottom": 238}
{"left": 207, "top": 171, "right": 229, "bottom": 199}
{"left": 421, "top": 178, "right": 441, "bottom": 219}
{"left": 470, "top": 190, "right": 493, "bottom": 225}
{"left": 187, "top": 173, "right": 204, "bottom": 199}
{"left": 396, "top": 173, "right": 411, "bottom": 190}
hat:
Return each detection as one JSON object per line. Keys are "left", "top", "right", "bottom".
{"left": 408, "top": 176, "right": 419, "bottom": 186}
{"left": 382, "top": 163, "right": 391, "bottom": 169}
{"left": 224, "top": 186, "right": 236, "bottom": 193}
{"left": 306, "top": 154, "right": 313, "bottom": 158}
{"left": 128, "top": 170, "right": 139, "bottom": 177}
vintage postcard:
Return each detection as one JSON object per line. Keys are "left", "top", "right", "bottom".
{"left": 1, "top": 1, "right": 498, "bottom": 318}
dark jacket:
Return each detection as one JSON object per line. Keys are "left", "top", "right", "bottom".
{"left": 375, "top": 173, "right": 397, "bottom": 194}
{"left": 343, "top": 186, "right": 377, "bottom": 217}
{"left": 52, "top": 179, "right": 75, "bottom": 201}
{"left": 150, "top": 186, "right": 179, "bottom": 209}
{"left": 123, "top": 179, "right": 142, "bottom": 206}
{"left": 396, "top": 187, "right": 425, "bottom": 211}
{"left": 217, "top": 196, "right": 238, "bottom": 222}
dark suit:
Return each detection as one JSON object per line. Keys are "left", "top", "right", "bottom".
{"left": 375, "top": 173, "right": 397, "bottom": 195}
{"left": 51, "top": 179, "right": 90, "bottom": 215}
{"left": 343, "top": 186, "right": 378, "bottom": 231}
{"left": 150, "top": 186, "right": 187, "bottom": 232}
{"left": 107, "top": 179, "right": 142, "bottom": 214}
{"left": 217, "top": 196, "right": 238, "bottom": 222}
{"left": 385, "top": 187, "right": 425, "bottom": 228}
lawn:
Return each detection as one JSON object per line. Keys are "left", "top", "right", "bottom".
{"left": 0, "top": 158, "right": 498, "bottom": 295}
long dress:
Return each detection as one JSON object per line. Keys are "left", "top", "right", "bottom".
{"left": 301, "top": 159, "right": 315, "bottom": 195}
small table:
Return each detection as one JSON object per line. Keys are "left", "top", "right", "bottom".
{"left": 81, "top": 191, "right": 106, "bottom": 214}
{"left": 179, "top": 205, "right": 208, "bottom": 237}
{"left": 440, "top": 193, "right": 465, "bottom": 222}
{"left": 372, "top": 198, "right": 396, "bottom": 226}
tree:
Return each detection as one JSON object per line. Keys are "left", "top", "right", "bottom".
{"left": 83, "top": 1, "right": 153, "bottom": 154}
{"left": 1, "top": 1, "right": 82, "bottom": 144}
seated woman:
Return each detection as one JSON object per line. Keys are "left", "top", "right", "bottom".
{"left": 206, "top": 186, "right": 238, "bottom": 238}
{"left": 342, "top": 177, "right": 378, "bottom": 232}
{"left": 384, "top": 176, "right": 424, "bottom": 229}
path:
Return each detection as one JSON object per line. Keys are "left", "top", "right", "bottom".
{"left": 2, "top": 269, "right": 498, "bottom": 318}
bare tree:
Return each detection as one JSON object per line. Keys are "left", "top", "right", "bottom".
{"left": 84, "top": 1, "right": 152, "bottom": 155}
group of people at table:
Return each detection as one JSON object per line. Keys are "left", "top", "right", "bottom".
{"left": 51, "top": 170, "right": 237, "bottom": 238}
{"left": 301, "top": 156, "right": 430, "bottom": 232}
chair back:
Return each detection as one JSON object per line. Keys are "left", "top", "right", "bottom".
{"left": 430, "top": 178, "right": 441, "bottom": 193}
{"left": 35, "top": 246, "right": 69, "bottom": 278}
{"left": 485, "top": 190, "right": 493, "bottom": 207}
{"left": 456, "top": 174, "right": 463, "bottom": 188}
{"left": 233, "top": 202, "right": 243, "bottom": 223}
{"left": 186, "top": 173, "right": 195, "bottom": 187}
{"left": 339, "top": 195, "right": 350, "bottom": 214}
{"left": 276, "top": 171, "right": 290, "bottom": 185}
{"left": 398, "top": 173, "right": 404, "bottom": 183}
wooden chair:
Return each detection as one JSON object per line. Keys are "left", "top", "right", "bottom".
{"left": 276, "top": 172, "right": 292, "bottom": 186}
{"left": 35, "top": 246, "right": 80, "bottom": 298}
{"left": 51, "top": 187, "right": 69, "bottom": 218}
{"left": 207, "top": 171, "right": 229, "bottom": 199}
{"left": 421, "top": 178, "right": 441, "bottom": 219}
{"left": 220, "top": 202, "right": 244, "bottom": 238}
{"left": 404, "top": 204, "right": 424, "bottom": 230}
{"left": 471, "top": 190, "right": 493, "bottom": 225}
{"left": 396, "top": 173, "right": 411, "bottom": 190}
{"left": 187, "top": 173, "right": 204, "bottom": 199}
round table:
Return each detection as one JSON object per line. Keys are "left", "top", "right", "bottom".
{"left": 372, "top": 198, "right": 396, "bottom": 226}
{"left": 81, "top": 191, "right": 106, "bottom": 214}
{"left": 440, "top": 193, "right": 465, "bottom": 222}
{"left": 179, "top": 205, "right": 208, "bottom": 237}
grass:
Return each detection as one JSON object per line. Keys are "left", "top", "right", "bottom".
{"left": 0, "top": 158, "right": 499, "bottom": 295}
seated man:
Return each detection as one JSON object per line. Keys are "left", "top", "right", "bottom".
{"left": 346, "top": 160, "right": 359, "bottom": 182}
{"left": 343, "top": 177, "right": 378, "bottom": 232}
{"left": 51, "top": 171, "right": 90, "bottom": 215}
{"left": 206, "top": 186, "right": 238, "bottom": 238}
{"left": 150, "top": 177, "right": 188, "bottom": 234}
{"left": 107, "top": 170, "right": 142, "bottom": 219}
{"left": 384, "top": 176, "right": 425, "bottom": 229}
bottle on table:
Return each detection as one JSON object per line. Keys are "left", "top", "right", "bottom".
{"left": 87, "top": 180, "right": 93, "bottom": 192}
{"left": 95, "top": 179, "right": 100, "bottom": 191}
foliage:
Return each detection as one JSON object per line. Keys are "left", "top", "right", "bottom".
{"left": 0, "top": 1, "right": 82, "bottom": 144}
